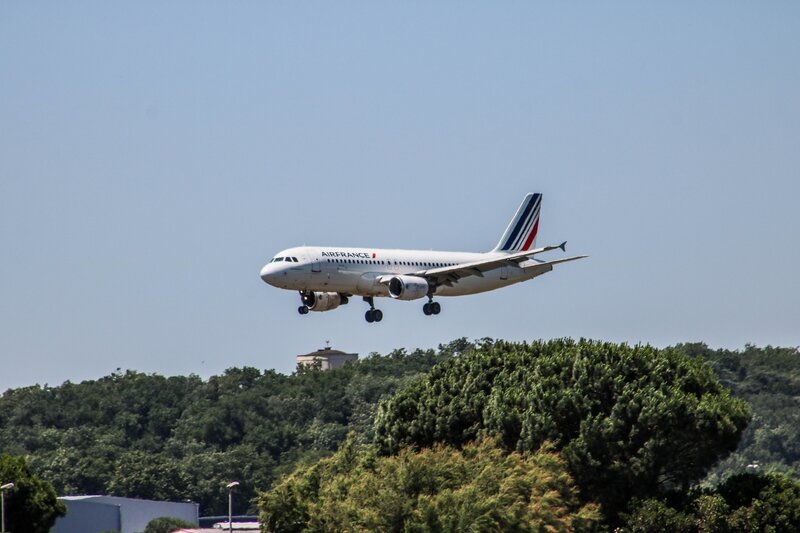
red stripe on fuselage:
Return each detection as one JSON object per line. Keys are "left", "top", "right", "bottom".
{"left": 520, "top": 219, "right": 539, "bottom": 251}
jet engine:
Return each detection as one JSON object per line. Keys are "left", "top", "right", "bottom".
{"left": 388, "top": 275, "right": 429, "bottom": 301}
{"left": 303, "top": 291, "right": 343, "bottom": 311}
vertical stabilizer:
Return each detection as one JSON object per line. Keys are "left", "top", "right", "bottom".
{"left": 492, "top": 193, "right": 542, "bottom": 252}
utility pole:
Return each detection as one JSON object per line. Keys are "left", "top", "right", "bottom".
{"left": 226, "top": 481, "right": 239, "bottom": 533}
{"left": 1, "top": 483, "right": 15, "bottom": 533}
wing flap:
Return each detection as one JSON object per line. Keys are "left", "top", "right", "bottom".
{"left": 522, "top": 255, "right": 588, "bottom": 277}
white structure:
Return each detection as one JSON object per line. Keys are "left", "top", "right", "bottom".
{"left": 296, "top": 347, "right": 358, "bottom": 370}
{"left": 174, "top": 525, "right": 260, "bottom": 532}
{"left": 52, "top": 495, "right": 198, "bottom": 533}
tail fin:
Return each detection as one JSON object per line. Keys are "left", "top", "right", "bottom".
{"left": 492, "top": 193, "right": 542, "bottom": 252}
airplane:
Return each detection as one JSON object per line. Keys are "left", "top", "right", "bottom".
{"left": 259, "top": 193, "right": 586, "bottom": 323}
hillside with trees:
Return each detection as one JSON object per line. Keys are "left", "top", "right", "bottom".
{"left": 672, "top": 342, "right": 800, "bottom": 483}
{"left": 1, "top": 337, "right": 799, "bottom": 530}
{"left": 261, "top": 339, "right": 800, "bottom": 531}
{"left": 0, "top": 340, "right": 464, "bottom": 514}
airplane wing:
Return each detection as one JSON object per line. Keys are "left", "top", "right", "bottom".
{"left": 378, "top": 242, "right": 587, "bottom": 288}
{"left": 518, "top": 255, "right": 588, "bottom": 279}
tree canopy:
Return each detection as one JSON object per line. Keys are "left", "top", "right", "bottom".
{"left": 2, "top": 337, "right": 799, "bottom": 527}
{"left": 620, "top": 471, "right": 800, "bottom": 532}
{"left": 259, "top": 435, "right": 600, "bottom": 532}
{"left": 142, "top": 516, "right": 196, "bottom": 533}
{"left": 0, "top": 341, "right": 463, "bottom": 514}
{"left": 0, "top": 454, "right": 66, "bottom": 533}
{"left": 672, "top": 342, "right": 800, "bottom": 484}
{"left": 374, "top": 339, "right": 751, "bottom": 520}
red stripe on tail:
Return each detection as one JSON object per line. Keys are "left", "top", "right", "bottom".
{"left": 520, "top": 219, "right": 539, "bottom": 251}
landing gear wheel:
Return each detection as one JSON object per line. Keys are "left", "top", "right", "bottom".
{"left": 298, "top": 305, "right": 309, "bottom": 315}
{"left": 365, "top": 308, "right": 383, "bottom": 323}
{"left": 423, "top": 301, "right": 440, "bottom": 315}
{"left": 363, "top": 296, "right": 382, "bottom": 323}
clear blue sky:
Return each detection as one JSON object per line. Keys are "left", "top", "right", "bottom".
{"left": 1, "top": 2, "right": 798, "bottom": 390}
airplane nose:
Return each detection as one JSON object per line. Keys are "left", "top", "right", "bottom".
{"left": 260, "top": 264, "right": 273, "bottom": 283}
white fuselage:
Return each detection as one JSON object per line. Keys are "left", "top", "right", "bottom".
{"left": 259, "top": 246, "right": 549, "bottom": 298}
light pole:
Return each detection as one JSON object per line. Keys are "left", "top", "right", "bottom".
{"left": 226, "top": 481, "right": 239, "bottom": 533}
{"left": 1, "top": 482, "right": 14, "bottom": 533}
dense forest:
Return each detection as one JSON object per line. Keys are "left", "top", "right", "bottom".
{"left": 1, "top": 338, "right": 799, "bottom": 531}
{"left": 0, "top": 339, "right": 467, "bottom": 516}
{"left": 675, "top": 342, "right": 800, "bottom": 483}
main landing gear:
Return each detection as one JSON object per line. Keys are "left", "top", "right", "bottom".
{"left": 423, "top": 300, "right": 441, "bottom": 316}
{"left": 363, "top": 296, "right": 383, "bottom": 323}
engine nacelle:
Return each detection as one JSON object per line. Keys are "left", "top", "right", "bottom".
{"left": 388, "top": 275, "right": 430, "bottom": 301}
{"left": 303, "top": 291, "right": 343, "bottom": 312}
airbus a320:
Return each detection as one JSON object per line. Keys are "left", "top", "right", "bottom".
{"left": 260, "top": 193, "right": 586, "bottom": 323}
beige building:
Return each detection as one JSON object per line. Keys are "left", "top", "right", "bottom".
{"left": 297, "top": 347, "right": 358, "bottom": 370}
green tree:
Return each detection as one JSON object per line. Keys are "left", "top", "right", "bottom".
{"left": 672, "top": 343, "right": 800, "bottom": 485}
{"left": 0, "top": 344, "right": 455, "bottom": 515}
{"left": 374, "top": 339, "right": 751, "bottom": 522}
{"left": 108, "top": 451, "right": 189, "bottom": 502}
{"left": 143, "top": 516, "right": 196, "bottom": 533}
{"left": 259, "top": 435, "right": 600, "bottom": 532}
{"left": 618, "top": 498, "right": 694, "bottom": 533}
{"left": 618, "top": 472, "right": 800, "bottom": 532}
{"left": 0, "top": 454, "right": 66, "bottom": 533}
{"left": 719, "top": 472, "right": 800, "bottom": 531}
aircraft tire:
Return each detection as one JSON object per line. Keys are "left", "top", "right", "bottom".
{"left": 374, "top": 309, "right": 383, "bottom": 322}
{"left": 298, "top": 306, "right": 309, "bottom": 315}
{"left": 423, "top": 303, "right": 432, "bottom": 315}
{"left": 365, "top": 310, "right": 374, "bottom": 323}
{"left": 432, "top": 302, "right": 441, "bottom": 315}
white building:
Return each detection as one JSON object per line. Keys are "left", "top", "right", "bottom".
{"left": 52, "top": 495, "right": 198, "bottom": 533}
{"left": 296, "top": 347, "right": 358, "bottom": 370}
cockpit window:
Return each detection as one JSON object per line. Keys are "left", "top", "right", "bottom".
{"left": 291, "top": 257, "right": 299, "bottom": 262}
